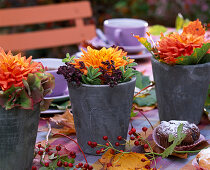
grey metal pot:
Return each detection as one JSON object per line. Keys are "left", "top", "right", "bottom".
{"left": 68, "top": 77, "right": 136, "bottom": 155}
{"left": 0, "top": 104, "right": 40, "bottom": 170}
{"left": 151, "top": 57, "right": 210, "bottom": 124}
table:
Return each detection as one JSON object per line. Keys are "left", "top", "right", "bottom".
{"left": 34, "top": 58, "right": 210, "bottom": 170}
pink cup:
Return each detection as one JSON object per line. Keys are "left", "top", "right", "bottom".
{"left": 104, "top": 18, "right": 148, "bottom": 46}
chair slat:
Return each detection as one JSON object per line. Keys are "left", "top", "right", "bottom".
{"left": 0, "top": 1, "right": 92, "bottom": 27}
{"left": 0, "top": 25, "right": 96, "bottom": 51}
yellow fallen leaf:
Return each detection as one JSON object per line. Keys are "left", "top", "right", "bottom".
{"left": 97, "top": 149, "right": 150, "bottom": 170}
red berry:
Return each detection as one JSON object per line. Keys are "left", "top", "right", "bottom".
{"left": 68, "top": 163, "right": 73, "bottom": 167}
{"left": 88, "top": 165, "right": 93, "bottom": 170}
{"left": 134, "top": 141, "right": 139, "bottom": 146}
{"left": 64, "top": 162, "right": 68, "bottom": 167}
{"left": 78, "top": 162, "right": 83, "bottom": 167}
{"left": 71, "top": 154, "right": 76, "bottom": 158}
{"left": 142, "top": 127, "right": 148, "bottom": 132}
{"left": 31, "top": 166, "right": 37, "bottom": 170}
{"left": 103, "top": 136, "right": 108, "bottom": 140}
{"left": 145, "top": 165, "right": 150, "bottom": 169}
{"left": 115, "top": 142, "right": 120, "bottom": 146}
{"left": 130, "top": 136, "right": 135, "bottom": 140}
{"left": 48, "top": 152, "right": 52, "bottom": 156}
{"left": 70, "top": 151, "right": 76, "bottom": 156}
{"left": 100, "top": 148, "right": 105, "bottom": 153}
{"left": 96, "top": 150, "right": 101, "bottom": 154}
{"left": 57, "top": 161, "right": 62, "bottom": 167}
{"left": 107, "top": 163, "right": 112, "bottom": 167}
{"left": 38, "top": 150, "right": 43, "bottom": 155}
{"left": 131, "top": 128, "right": 136, "bottom": 133}
{"left": 84, "top": 163, "right": 89, "bottom": 168}
{"left": 45, "top": 162, "right": 49, "bottom": 167}
{"left": 117, "top": 136, "right": 122, "bottom": 140}
{"left": 87, "top": 141, "right": 92, "bottom": 146}
{"left": 128, "top": 130, "right": 133, "bottom": 135}
{"left": 38, "top": 144, "right": 42, "bottom": 148}
{"left": 119, "top": 150, "right": 123, "bottom": 152}
{"left": 141, "top": 158, "right": 146, "bottom": 162}
{"left": 110, "top": 149, "right": 115, "bottom": 154}
{"left": 105, "top": 143, "right": 109, "bottom": 146}
{"left": 56, "top": 145, "right": 61, "bottom": 151}
{"left": 144, "top": 144, "right": 149, "bottom": 149}
{"left": 45, "top": 148, "right": 49, "bottom": 152}
{"left": 153, "top": 168, "right": 157, "bottom": 170}
{"left": 92, "top": 142, "right": 97, "bottom": 147}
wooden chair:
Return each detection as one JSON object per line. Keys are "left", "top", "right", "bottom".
{"left": 0, "top": 1, "right": 96, "bottom": 51}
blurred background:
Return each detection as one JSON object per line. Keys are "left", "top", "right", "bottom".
{"left": 0, "top": 0, "right": 209, "bottom": 58}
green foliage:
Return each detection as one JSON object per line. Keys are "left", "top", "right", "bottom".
{"left": 62, "top": 53, "right": 75, "bottom": 63}
{"left": 133, "top": 89, "right": 156, "bottom": 107}
{"left": 199, "top": 53, "right": 210, "bottom": 64}
{"left": 82, "top": 66, "right": 102, "bottom": 85}
{"left": 119, "top": 66, "right": 136, "bottom": 82}
{"left": 134, "top": 71, "right": 150, "bottom": 89}
{"left": 149, "top": 25, "right": 167, "bottom": 35}
{"left": 130, "top": 107, "right": 138, "bottom": 118}
{"left": 175, "top": 13, "right": 190, "bottom": 30}
{"left": 0, "top": 72, "right": 55, "bottom": 110}
{"left": 50, "top": 100, "right": 71, "bottom": 110}
{"left": 162, "top": 124, "right": 186, "bottom": 158}
{"left": 176, "top": 43, "right": 210, "bottom": 65}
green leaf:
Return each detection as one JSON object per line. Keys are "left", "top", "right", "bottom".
{"left": 126, "top": 62, "right": 138, "bottom": 67}
{"left": 62, "top": 53, "right": 75, "bottom": 63}
{"left": 205, "top": 85, "right": 210, "bottom": 106}
{"left": 176, "top": 43, "right": 210, "bottom": 65}
{"left": 130, "top": 107, "right": 138, "bottom": 117}
{"left": 18, "top": 89, "right": 33, "bottom": 109}
{"left": 135, "top": 36, "right": 152, "bottom": 52}
{"left": 60, "top": 156, "right": 75, "bottom": 164}
{"left": 168, "top": 134, "right": 175, "bottom": 142}
{"left": 183, "top": 18, "right": 190, "bottom": 27}
{"left": 175, "top": 13, "right": 184, "bottom": 30}
{"left": 162, "top": 123, "right": 186, "bottom": 158}
{"left": 38, "top": 167, "right": 49, "bottom": 170}
{"left": 133, "top": 88, "right": 156, "bottom": 106}
{"left": 148, "top": 25, "right": 167, "bottom": 35}
{"left": 199, "top": 53, "right": 210, "bottom": 64}
{"left": 50, "top": 100, "right": 71, "bottom": 110}
{"left": 134, "top": 71, "right": 150, "bottom": 89}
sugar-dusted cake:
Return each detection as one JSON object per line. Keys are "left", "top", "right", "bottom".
{"left": 196, "top": 148, "right": 210, "bottom": 170}
{"left": 156, "top": 120, "right": 200, "bottom": 148}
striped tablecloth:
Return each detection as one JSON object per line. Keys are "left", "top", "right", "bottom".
{"left": 34, "top": 58, "right": 210, "bottom": 169}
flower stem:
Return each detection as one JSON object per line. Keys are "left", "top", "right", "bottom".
{"left": 53, "top": 133, "right": 88, "bottom": 164}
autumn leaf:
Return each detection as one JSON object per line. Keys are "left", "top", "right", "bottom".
{"left": 50, "top": 109, "right": 76, "bottom": 135}
{"left": 95, "top": 149, "right": 150, "bottom": 170}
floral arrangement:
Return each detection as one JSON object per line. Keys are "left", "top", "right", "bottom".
{"left": 0, "top": 48, "right": 54, "bottom": 110}
{"left": 134, "top": 19, "right": 210, "bottom": 65}
{"left": 57, "top": 46, "right": 136, "bottom": 87}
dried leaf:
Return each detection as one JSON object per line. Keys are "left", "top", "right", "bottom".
{"left": 50, "top": 109, "right": 76, "bottom": 135}
{"left": 97, "top": 149, "right": 150, "bottom": 170}
{"left": 133, "top": 104, "right": 156, "bottom": 112}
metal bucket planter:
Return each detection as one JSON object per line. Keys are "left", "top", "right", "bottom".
{"left": 68, "top": 78, "right": 136, "bottom": 155}
{"left": 151, "top": 57, "right": 210, "bottom": 124}
{"left": 0, "top": 104, "right": 40, "bottom": 170}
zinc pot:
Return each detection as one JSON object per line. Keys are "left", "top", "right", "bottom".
{"left": 68, "top": 78, "right": 136, "bottom": 155}
{"left": 0, "top": 104, "right": 40, "bottom": 170}
{"left": 151, "top": 57, "right": 210, "bottom": 124}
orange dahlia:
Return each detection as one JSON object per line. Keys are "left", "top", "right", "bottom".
{"left": 72, "top": 46, "right": 134, "bottom": 74}
{"left": 156, "top": 19, "right": 206, "bottom": 64}
{"left": 0, "top": 49, "right": 43, "bottom": 91}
